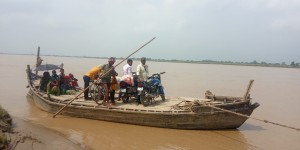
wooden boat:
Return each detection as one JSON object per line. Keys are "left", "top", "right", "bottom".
{"left": 25, "top": 63, "right": 259, "bottom": 130}
{"left": 25, "top": 48, "right": 260, "bottom": 129}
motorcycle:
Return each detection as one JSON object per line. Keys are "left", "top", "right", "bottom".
{"left": 119, "top": 72, "right": 143, "bottom": 103}
{"left": 139, "top": 72, "right": 166, "bottom": 106}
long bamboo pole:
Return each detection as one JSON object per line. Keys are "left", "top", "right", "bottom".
{"left": 35, "top": 47, "right": 40, "bottom": 75}
{"left": 53, "top": 37, "right": 156, "bottom": 118}
{"left": 243, "top": 80, "right": 254, "bottom": 100}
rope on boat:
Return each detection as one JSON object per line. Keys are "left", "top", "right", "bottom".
{"left": 172, "top": 100, "right": 300, "bottom": 132}
{"left": 206, "top": 104, "right": 300, "bottom": 131}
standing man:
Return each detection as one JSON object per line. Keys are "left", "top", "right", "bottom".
{"left": 83, "top": 65, "right": 102, "bottom": 100}
{"left": 136, "top": 57, "right": 149, "bottom": 105}
{"left": 123, "top": 59, "right": 133, "bottom": 76}
{"left": 136, "top": 57, "right": 149, "bottom": 81}
{"left": 100, "top": 57, "right": 118, "bottom": 105}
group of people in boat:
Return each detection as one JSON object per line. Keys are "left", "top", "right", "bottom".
{"left": 83, "top": 57, "right": 149, "bottom": 105}
{"left": 38, "top": 57, "right": 149, "bottom": 105}
{"left": 39, "top": 68, "right": 79, "bottom": 96}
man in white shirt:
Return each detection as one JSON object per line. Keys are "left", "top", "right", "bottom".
{"left": 123, "top": 59, "right": 133, "bottom": 76}
{"left": 136, "top": 57, "right": 149, "bottom": 81}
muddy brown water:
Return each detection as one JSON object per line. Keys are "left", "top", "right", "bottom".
{"left": 0, "top": 54, "right": 299, "bottom": 150}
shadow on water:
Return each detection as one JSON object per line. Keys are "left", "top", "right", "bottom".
{"left": 239, "top": 123, "right": 265, "bottom": 131}
{"left": 210, "top": 130, "right": 263, "bottom": 150}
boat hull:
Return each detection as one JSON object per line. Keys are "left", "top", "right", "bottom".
{"left": 27, "top": 88, "right": 256, "bottom": 130}
{"left": 26, "top": 64, "right": 258, "bottom": 130}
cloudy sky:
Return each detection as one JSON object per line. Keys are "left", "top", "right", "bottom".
{"left": 0, "top": 0, "right": 300, "bottom": 63}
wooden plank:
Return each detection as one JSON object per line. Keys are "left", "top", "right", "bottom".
{"left": 243, "top": 80, "right": 254, "bottom": 100}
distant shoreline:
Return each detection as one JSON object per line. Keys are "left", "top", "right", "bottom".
{"left": 1, "top": 52, "right": 299, "bottom": 69}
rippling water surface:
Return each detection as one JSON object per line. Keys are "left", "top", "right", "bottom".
{"left": 0, "top": 54, "right": 299, "bottom": 150}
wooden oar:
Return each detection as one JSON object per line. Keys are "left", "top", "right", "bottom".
{"left": 53, "top": 37, "right": 156, "bottom": 118}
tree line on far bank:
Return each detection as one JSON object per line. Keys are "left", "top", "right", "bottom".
{"left": 1, "top": 52, "right": 299, "bottom": 68}
{"left": 120, "top": 57, "right": 300, "bottom": 68}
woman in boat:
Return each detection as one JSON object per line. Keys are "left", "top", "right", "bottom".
{"left": 47, "top": 77, "right": 60, "bottom": 95}
{"left": 39, "top": 71, "right": 51, "bottom": 92}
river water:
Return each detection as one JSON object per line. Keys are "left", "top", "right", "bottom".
{"left": 0, "top": 54, "right": 299, "bottom": 150}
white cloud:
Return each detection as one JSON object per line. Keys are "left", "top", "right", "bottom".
{"left": 271, "top": 13, "right": 300, "bottom": 30}
{"left": 0, "top": 0, "right": 299, "bottom": 62}
{"left": 266, "top": 0, "right": 300, "bottom": 10}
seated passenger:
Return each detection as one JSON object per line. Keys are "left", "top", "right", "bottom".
{"left": 59, "top": 68, "right": 69, "bottom": 94}
{"left": 69, "top": 73, "right": 79, "bottom": 90}
{"left": 51, "top": 70, "right": 59, "bottom": 80}
{"left": 47, "top": 77, "right": 60, "bottom": 95}
{"left": 39, "top": 71, "right": 51, "bottom": 92}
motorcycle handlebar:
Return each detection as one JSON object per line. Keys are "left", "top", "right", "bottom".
{"left": 148, "top": 72, "right": 166, "bottom": 79}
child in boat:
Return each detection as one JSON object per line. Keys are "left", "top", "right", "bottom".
{"left": 51, "top": 70, "right": 59, "bottom": 80}
{"left": 68, "top": 73, "right": 79, "bottom": 90}
{"left": 109, "top": 73, "right": 118, "bottom": 104}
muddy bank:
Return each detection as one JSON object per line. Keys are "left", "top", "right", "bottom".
{"left": 0, "top": 105, "right": 12, "bottom": 149}
{"left": 0, "top": 106, "right": 86, "bottom": 150}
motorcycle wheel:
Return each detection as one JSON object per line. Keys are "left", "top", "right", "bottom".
{"left": 140, "top": 91, "right": 151, "bottom": 106}
{"left": 121, "top": 94, "right": 129, "bottom": 103}
{"left": 160, "top": 94, "right": 165, "bottom": 101}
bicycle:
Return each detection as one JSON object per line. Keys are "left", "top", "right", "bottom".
{"left": 89, "top": 80, "right": 107, "bottom": 104}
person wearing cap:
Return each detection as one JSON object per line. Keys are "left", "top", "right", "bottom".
{"left": 100, "top": 57, "right": 118, "bottom": 105}
{"left": 83, "top": 65, "right": 102, "bottom": 100}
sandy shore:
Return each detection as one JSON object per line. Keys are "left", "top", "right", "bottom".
{"left": 5, "top": 117, "right": 86, "bottom": 150}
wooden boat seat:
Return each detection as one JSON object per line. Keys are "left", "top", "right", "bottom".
{"left": 32, "top": 80, "right": 39, "bottom": 85}
{"left": 48, "top": 95, "right": 70, "bottom": 101}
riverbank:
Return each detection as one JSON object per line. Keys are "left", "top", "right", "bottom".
{"left": 0, "top": 105, "right": 85, "bottom": 150}
{"left": 1, "top": 53, "right": 299, "bottom": 69}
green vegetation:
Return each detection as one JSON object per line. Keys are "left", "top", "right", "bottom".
{"left": 0, "top": 105, "right": 12, "bottom": 150}
{"left": 121, "top": 57, "right": 300, "bottom": 68}
{"left": 161, "top": 59, "right": 299, "bottom": 68}
{"left": 1, "top": 52, "right": 299, "bottom": 68}
{"left": 57, "top": 55, "right": 300, "bottom": 68}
